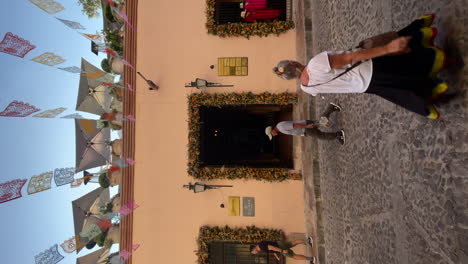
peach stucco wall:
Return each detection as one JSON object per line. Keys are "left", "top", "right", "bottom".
{"left": 133, "top": 1, "right": 305, "bottom": 263}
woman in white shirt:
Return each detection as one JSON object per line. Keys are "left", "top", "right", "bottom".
{"left": 273, "top": 14, "right": 449, "bottom": 119}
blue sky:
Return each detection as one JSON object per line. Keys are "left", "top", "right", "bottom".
{"left": 0, "top": 1, "right": 118, "bottom": 263}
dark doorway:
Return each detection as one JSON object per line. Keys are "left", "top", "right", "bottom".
{"left": 209, "top": 242, "right": 284, "bottom": 264}
{"left": 199, "top": 104, "right": 293, "bottom": 168}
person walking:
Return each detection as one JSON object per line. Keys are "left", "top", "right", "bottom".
{"left": 265, "top": 103, "right": 346, "bottom": 145}
{"left": 272, "top": 14, "right": 453, "bottom": 119}
{"left": 250, "top": 239, "right": 316, "bottom": 263}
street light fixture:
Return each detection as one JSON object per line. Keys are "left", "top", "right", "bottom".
{"left": 185, "top": 78, "right": 234, "bottom": 89}
{"left": 183, "top": 182, "right": 233, "bottom": 193}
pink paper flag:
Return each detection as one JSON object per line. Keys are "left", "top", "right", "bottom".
{"left": 115, "top": 8, "right": 137, "bottom": 32}
{"left": 0, "top": 100, "right": 40, "bottom": 117}
{"left": 124, "top": 114, "right": 136, "bottom": 121}
{"left": 125, "top": 158, "right": 136, "bottom": 165}
{"left": 0, "top": 32, "right": 36, "bottom": 58}
{"left": 127, "top": 83, "right": 135, "bottom": 92}
{"left": 0, "top": 179, "right": 27, "bottom": 204}
{"left": 106, "top": 0, "right": 115, "bottom": 7}
{"left": 122, "top": 59, "right": 135, "bottom": 70}
{"left": 131, "top": 244, "right": 140, "bottom": 251}
{"left": 119, "top": 244, "right": 140, "bottom": 261}
{"left": 119, "top": 200, "right": 139, "bottom": 216}
{"left": 119, "top": 249, "right": 132, "bottom": 261}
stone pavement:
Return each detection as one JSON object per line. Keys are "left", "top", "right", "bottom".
{"left": 295, "top": 1, "right": 468, "bottom": 263}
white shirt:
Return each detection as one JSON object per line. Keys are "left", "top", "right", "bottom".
{"left": 300, "top": 51, "right": 373, "bottom": 96}
{"left": 276, "top": 121, "right": 307, "bottom": 136}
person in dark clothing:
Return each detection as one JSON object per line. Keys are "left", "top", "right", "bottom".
{"left": 250, "top": 239, "right": 316, "bottom": 263}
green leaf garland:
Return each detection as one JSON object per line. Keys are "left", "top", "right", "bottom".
{"left": 187, "top": 92, "right": 302, "bottom": 181}
{"left": 196, "top": 225, "right": 284, "bottom": 264}
{"left": 205, "top": 0, "right": 294, "bottom": 38}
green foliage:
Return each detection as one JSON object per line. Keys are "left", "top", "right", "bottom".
{"left": 101, "top": 58, "right": 112, "bottom": 73}
{"left": 196, "top": 226, "right": 284, "bottom": 264}
{"left": 205, "top": 0, "right": 294, "bottom": 38}
{"left": 103, "top": 29, "right": 123, "bottom": 56}
{"left": 77, "top": 0, "right": 101, "bottom": 18}
{"left": 94, "top": 231, "right": 108, "bottom": 247}
{"left": 99, "top": 173, "right": 110, "bottom": 188}
{"left": 187, "top": 92, "right": 301, "bottom": 181}
{"left": 104, "top": 4, "right": 116, "bottom": 23}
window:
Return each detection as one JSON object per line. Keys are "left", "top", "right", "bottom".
{"left": 218, "top": 57, "right": 248, "bottom": 76}
{"left": 209, "top": 242, "right": 283, "bottom": 264}
{"left": 214, "top": 0, "right": 288, "bottom": 25}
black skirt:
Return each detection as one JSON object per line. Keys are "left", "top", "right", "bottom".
{"left": 365, "top": 14, "right": 447, "bottom": 119}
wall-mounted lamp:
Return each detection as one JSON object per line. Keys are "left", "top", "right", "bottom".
{"left": 137, "top": 72, "right": 159, "bottom": 90}
{"left": 185, "top": 78, "right": 233, "bottom": 89}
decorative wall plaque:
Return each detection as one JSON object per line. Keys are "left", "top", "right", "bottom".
{"left": 242, "top": 197, "right": 255, "bottom": 217}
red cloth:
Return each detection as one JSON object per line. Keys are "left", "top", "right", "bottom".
{"left": 244, "top": 10, "right": 281, "bottom": 22}
{"left": 245, "top": 0, "right": 267, "bottom": 12}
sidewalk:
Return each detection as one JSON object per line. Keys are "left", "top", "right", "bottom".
{"left": 295, "top": 0, "right": 468, "bottom": 264}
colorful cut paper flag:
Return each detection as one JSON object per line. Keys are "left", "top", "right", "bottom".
{"left": 113, "top": 7, "right": 137, "bottom": 32}
{"left": 53, "top": 167, "right": 75, "bottom": 186}
{"left": 80, "top": 224, "right": 102, "bottom": 240}
{"left": 105, "top": 48, "right": 119, "bottom": 57}
{"left": 79, "top": 119, "right": 97, "bottom": 133}
{"left": 0, "top": 100, "right": 40, "bottom": 117}
{"left": 119, "top": 244, "right": 140, "bottom": 261}
{"left": 74, "top": 235, "right": 88, "bottom": 251}
{"left": 61, "top": 113, "right": 83, "bottom": 119}
{"left": 106, "top": 0, "right": 115, "bottom": 7}
{"left": 56, "top": 17, "right": 85, "bottom": 30}
{"left": 80, "top": 33, "right": 103, "bottom": 41}
{"left": 81, "top": 70, "right": 106, "bottom": 79}
{"left": 0, "top": 179, "right": 27, "bottom": 204}
{"left": 122, "top": 59, "right": 135, "bottom": 70}
{"left": 31, "top": 52, "right": 66, "bottom": 66}
{"left": 126, "top": 158, "right": 136, "bottom": 165}
{"left": 102, "top": 82, "right": 126, "bottom": 89}
{"left": 29, "top": 0, "right": 64, "bottom": 14}
{"left": 124, "top": 114, "right": 136, "bottom": 121}
{"left": 32, "top": 107, "right": 67, "bottom": 118}
{"left": 112, "top": 158, "right": 128, "bottom": 168}
{"left": 0, "top": 32, "right": 36, "bottom": 58}
{"left": 58, "top": 66, "right": 82, "bottom": 74}
{"left": 35, "top": 244, "right": 64, "bottom": 264}
{"left": 60, "top": 237, "right": 77, "bottom": 254}
{"left": 27, "top": 172, "right": 53, "bottom": 195}
{"left": 97, "top": 218, "right": 113, "bottom": 231}
{"left": 70, "top": 178, "right": 84, "bottom": 188}
{"left": 119, "top": 200, "right": 139, "bottom": 216}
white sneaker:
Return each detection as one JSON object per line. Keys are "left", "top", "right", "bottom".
{"left": 338, "top": 130, "right": 346, "bottom": 145}
{"left": 330, "top": 102, "right": 342, "bottom": 112}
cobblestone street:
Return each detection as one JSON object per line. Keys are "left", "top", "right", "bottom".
{"left": 298, "top": 1, "right": 468, "bottom": 263}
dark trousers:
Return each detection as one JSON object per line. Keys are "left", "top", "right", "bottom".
{"left": 304, "top": 105, "right": 340, "bottom": 140}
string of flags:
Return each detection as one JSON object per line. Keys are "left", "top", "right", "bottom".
{"left": 0, "top": 155, "right": 136, "bottom": 204}
{"left": 36, "top": 200, "right": 140, "bottom": 264}
{"left": 0, "top": 100, "right": 136, "bottom": 119}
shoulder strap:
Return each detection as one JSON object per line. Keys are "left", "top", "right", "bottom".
{"left": 302, "top": 61, "right": 362, "bottom": 88}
